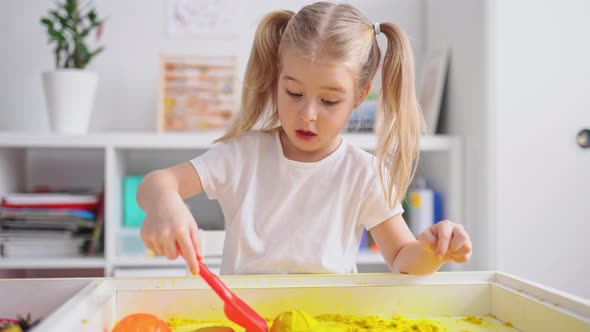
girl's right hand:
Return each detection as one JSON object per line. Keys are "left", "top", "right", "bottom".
{"left": 140, "top": 190, "right": 203, "bottom": 274}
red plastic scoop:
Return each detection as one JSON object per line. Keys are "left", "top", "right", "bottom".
{"left": 178, "top": 245, "right": 267, "bottom": 332}
{"left": 197, "top": 261, "right": 267, "bottom": 332}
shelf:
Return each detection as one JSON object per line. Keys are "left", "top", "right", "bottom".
{"left": 0, "top": 131, "right": 224, "bottom": 149}
{"left": 0, "top": 257, "right": 106, "bottom": 269}
{"left": 0, "top": 131, "right": 457, "bottom": 151}
{"left": 342, "top": 133, "right": 457, "bottom": 151}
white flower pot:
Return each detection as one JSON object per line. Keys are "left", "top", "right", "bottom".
{"left": 42, "top": 69, "right": 98, "bottom": 134}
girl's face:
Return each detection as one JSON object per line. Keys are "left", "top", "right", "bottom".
{"left": 277, "top": 49, "right": 368, "bottom": 162}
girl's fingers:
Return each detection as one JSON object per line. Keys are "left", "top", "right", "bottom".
{"left": 177, "top": 232, "right": 199, "bottom": 275}
{"left": 418, "top": 227, "right": 437, "bottom": 253}
{"left": 435, "top": 221, "right": 453, "bottom": 259}
{"left": 441, "top": 254, "right": 454, "bottom": 262}
{"left": 420, "top": 220, "right": 472, "bottom": 263}
{"left": 449, "top": 224, "right": 469, "bottom": 253}
{"left": 152, "top": 241, "right": 164, "bottom": 256}
{"left": 447, "top": 236, "right": 473, "bottom": 263}
{"left": 455, "top": 241, "right": 473, "bottom": 257}
{"left": 144, "top": 239, "right": 157, "bottom": 255}
{"left": 449, "top": 249, "right": 471, "bottom": 263}
{"left": 456, "top": 243, "right": 473, "bottom": 258}
{"left": 162, "top": 239, "right": 179, "bottom": 260}
{"left": 417, "top": 220, "right": 472, "bottom": 263}
{"left": 448, "top": 225, "right": 472, "bottom": 263}
{"left": 158, "top": 244, "right": 166, "bottom": 257}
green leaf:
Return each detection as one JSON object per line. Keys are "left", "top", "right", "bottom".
{"left": 85, "top": 46, "right": 104, "bottom": 67}
{"left": 58, "top": 38, "right": 69, "bottom": 52}
{"left": 48, "top": 28, "right": 66, "bottom": 43}
{"left": 61, "top": 0, "right": 80, "bottom": 24}
{"left": 57, "top": 17, "right": 75, "bottom": 32}
{"left": 50, "top": 10, "right": 75, "bottom": 32}
{"left": 49, "top": 10, "right": 67, "bottom": 22}
{"left": 40, "top": 18, "right": 53, "bottom": 27}
{"left": 64, "top": 0, "right": 77, "bottom": 16}
{"left": 80, "top": 25, "right": 92, "bottom": 38}
{"left": 90, "top": 46, "right": 104, "bottom": 57}
{"left": 88, "top": 10, "right": 97, "bottom": 23}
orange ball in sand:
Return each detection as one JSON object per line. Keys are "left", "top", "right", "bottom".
{"left": 112, "top": 313, "right": 171, "bottom": 332}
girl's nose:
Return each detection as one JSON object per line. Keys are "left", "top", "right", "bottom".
{"left": 299, "top": 101, "right": 318, "bottom": 122}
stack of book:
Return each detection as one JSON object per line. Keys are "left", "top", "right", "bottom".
{"left": 345, "top": 92, "right": 378, "bottom": 132}
{"left": 0, "top": 192, "right": 104, "bottom": 258}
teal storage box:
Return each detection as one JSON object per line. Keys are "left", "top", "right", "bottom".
{"left": 123, "top": 175, "right": 145, "bottom": 227}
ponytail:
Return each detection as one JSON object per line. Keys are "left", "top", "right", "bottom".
{"left": 217, "top": 10, "right": 294, "bottom": 142}
{"left": 376, "top": 23, "right": 424, "bottom": 208}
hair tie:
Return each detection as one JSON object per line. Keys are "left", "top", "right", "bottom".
{"left": 373, "top": 22, "right": 381, "bottom": 35}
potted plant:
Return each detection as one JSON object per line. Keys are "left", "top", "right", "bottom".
{"left": 40, "top": 0, "right": 105, "bottom": 134}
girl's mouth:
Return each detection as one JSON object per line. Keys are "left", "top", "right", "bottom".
{"left": 295, "top": 129, "right": 317, "bottom": 142}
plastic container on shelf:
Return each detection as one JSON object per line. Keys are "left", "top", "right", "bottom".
{"left": 122, "top": 175, "right": 145, "bottom": 228}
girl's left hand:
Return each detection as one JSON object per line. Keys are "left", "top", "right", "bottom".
{"left": 417, "top": 220, "right": 472, "bottom": 263}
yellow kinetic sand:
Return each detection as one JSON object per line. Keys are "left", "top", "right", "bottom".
{"left": 168, "top": 311, "right": 518, "bottom": 332}
{"left": 270, "top": 310, "right": 318, "bottom": 331}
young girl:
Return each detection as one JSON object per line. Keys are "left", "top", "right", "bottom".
{"left": 138, "top": 2, "right": 471, "bottom": 276}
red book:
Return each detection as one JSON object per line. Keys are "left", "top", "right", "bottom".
{"left": 1, "top": 201, "right": 98, "bottom": 211}
{"left": 1, "top": 193, "right": 99, "bottom": 211}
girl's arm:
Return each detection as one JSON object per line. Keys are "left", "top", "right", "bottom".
{"left": 369, "top": 215, "right": 472, "bottom": 275}
{"left": 137, "top": 162, "right": 204, "bottom": 274}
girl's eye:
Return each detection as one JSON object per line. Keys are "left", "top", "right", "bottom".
{"left": 286, "top": 89, "right": 302, "bottom": 98}
{"left": 322, "top": 99, "right": 339, "bottom": 106}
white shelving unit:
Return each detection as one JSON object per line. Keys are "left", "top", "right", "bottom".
{"left": 0, "top": 131, "right": 462, "bottom": 276}
{"left": 0, "top": 257, "right": 106, "bottom": 269}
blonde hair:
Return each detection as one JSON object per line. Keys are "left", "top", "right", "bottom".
{"left": 218, "top": 2, "right": 423, "bottom": 209}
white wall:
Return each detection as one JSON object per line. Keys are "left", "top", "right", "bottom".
{"left": 492, "top": 1, "right": 590, "bottom": 299}
{"left": 426, "top": 0, "right": 590, "bottom": 301}
{"left": 0, "top": 0, "right": 424, "bottom": 132}
{"left": 425, "top": 0, "right": 493, "bottom": 271}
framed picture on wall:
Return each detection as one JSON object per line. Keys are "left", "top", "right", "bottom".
{"left": 164, "top": 0, "right": 240, "bottom": 38}
{"left": 158, "top": 54, "right": 238, "bottom": 132}
{"left": 418, "top": 49, "right": 449, "bottom": 134}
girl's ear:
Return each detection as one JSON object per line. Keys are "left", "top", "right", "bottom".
{"left": 356, "top": 83, "right": 371, "bottom": 107}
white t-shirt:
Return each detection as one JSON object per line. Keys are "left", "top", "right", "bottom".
{"left": 190, "top": 129, "right": 403, "bottom": 275}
